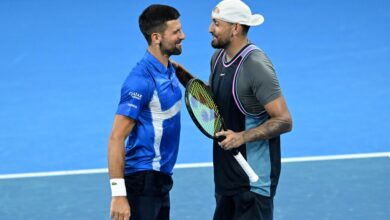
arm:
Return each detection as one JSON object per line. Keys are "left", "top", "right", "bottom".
{"left": 243, "top": 96, "right": 292, "bottom": 141}
{"left": 108, "top": 115, "right": 136, "bottom": 220}
{"left": 217, "top": 96, "right": 292, "bottom": 150}
{"left": 171, "top": 60, "right": 194, "bottom": 87}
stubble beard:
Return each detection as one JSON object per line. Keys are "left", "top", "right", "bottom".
{"left": 211, "top": 36, "right": 230, "bottom": 49}
{"left": 160, "top": 42, "right": 182, "bottom": 56}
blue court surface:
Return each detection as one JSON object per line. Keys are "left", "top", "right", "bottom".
{"left": 0, "top": 0, "right": 389, "bottom": 219}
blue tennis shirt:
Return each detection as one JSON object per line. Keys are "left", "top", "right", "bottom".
{"left": 116, "top": 50, "right": 182, "bottom": 176}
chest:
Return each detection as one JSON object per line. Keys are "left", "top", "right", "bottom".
{"left": 210, "top": 56, "right": 245, "bottom": 130}
{"left": 149, "top": 75, "right": 182, "bottom": 112}
{"left": 211, "top": 58, "right": 242, "bottom": 99}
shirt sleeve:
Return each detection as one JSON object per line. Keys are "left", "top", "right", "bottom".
{"left": 116, "top": 74, "right": 152, "bottom": 120}
{"left": 241, "top": 51, "right": 282, "bottom": 106}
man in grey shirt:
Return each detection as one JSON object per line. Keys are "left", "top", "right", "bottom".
{"left": 173, "top": 1, "right": 293, "bottom": 219}
{"left": 208, "top": 1, "right": 292, "bottom": 219}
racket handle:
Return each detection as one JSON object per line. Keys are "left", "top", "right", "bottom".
{"left": 233, "top": 152, "right": 259, "bottom": 183}
{"left": 216, "top": 135, "right": 226, "bottom": 142}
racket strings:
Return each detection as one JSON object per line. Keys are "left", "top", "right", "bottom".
{"left": 188, "top": 82, "right": 223, "bottom": 136}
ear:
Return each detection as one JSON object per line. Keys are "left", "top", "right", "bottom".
{"left": 232, "top": 23, "right": 239, "bottom": 36}
{"left": 151, "top": 32, "right": 161, "bottom": 44}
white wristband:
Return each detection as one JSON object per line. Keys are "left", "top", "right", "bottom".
{"left": 110, "top": 178, "right": 127, "bottom": 197}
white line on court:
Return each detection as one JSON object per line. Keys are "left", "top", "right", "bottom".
{"left": 281, "top": 152, "right": 390, "bottom": 163}
{"left": 0, "top": 152, "right": 389, "bottom": 180}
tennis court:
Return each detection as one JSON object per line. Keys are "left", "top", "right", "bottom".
{"left": 1, "top": 0, "right": 389, "bottom": 219}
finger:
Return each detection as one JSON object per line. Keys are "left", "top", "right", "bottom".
{"left": 110, "top": 209, "right": 118, "bottom": 220}
{"left": 218, "top": 139, "right": 226, "bottom": 148}
{"left": 219, "top": 140, "right": 230, "bottom": 150}
{"left": 216, "top": 131, "right": 229, "bottom": 137}
{"left": 123, "top": 212, "right": 129, "bottom": 220}
{"left": 223, "top": 143, "right": 230, "bottom": 150}
{"left": 224, "top": 129, "right": 233, "bottom": 134}
{"left": 216, "top": 131, "right": 225, "bottom": 136}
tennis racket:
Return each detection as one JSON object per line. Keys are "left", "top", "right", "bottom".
{"left": 184, "top": 78, "right": 259, "bottom": 182}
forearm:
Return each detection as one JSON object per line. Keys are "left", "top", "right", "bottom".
{"left": 175, "top": 63, "right": 194, "bottom": 87}
{"left": 108, "top": 138, "right": 126, "bottom": 179}
{"left": 108, "top": 115, "right": 135, "bottom": 179}
{"left": 108, "top": 136, "right": 130, "bottom": 219}
{"left": 243, "top": 117, "right": 292, "bottom": 142}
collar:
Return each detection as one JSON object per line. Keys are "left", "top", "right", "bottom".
{"left": 143, "top": 50, "right": 175, "bottom": 76}
{"left": 223, "top": 43, "right": 252, "bottom": 65}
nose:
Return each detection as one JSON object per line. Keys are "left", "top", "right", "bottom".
{"left": 180, "top": 31, "right": 185, "bottom": 40}
{"left": 208, "top": 22, "right": 214, "bottom": 33}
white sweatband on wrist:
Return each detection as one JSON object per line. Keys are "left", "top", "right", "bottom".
{"left": 110, "top": 178, "right": 127, "bottom": 197}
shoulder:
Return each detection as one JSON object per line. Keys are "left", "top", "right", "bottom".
{"left": 211, "top": 49, "right": 224, "bottom": 64}
{"left": 121, "top": 64, "right": 154, "bottom": 97}
{"left": 240, "top": 48, "right": 276, "bottom": 79}
{"left": 127, "top": 61, "right": 154, "bottom": 83}
{"left": 211, "top": 49, "right": 223, "bottom": 59}
{"left": 245, "top": 49, "right": 275, "bottom": 71}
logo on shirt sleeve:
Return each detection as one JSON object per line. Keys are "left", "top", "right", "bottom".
{"left": 127, "top": 103, "right": 138, "bottom": 109}
{"left": 128, "top": 92, "right": 143, "bottom": 100}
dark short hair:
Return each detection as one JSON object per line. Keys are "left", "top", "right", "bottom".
{"left": 241, "top": 25, "right": 250, "bottom": 35}
{"left": 139, "top": 4, "right": 180, "bottom": 44}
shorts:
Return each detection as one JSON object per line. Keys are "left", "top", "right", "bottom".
{"left": 213, "top": 191, "right": 274, "bottom": 220}
{"left": 125, "top": 170, "right": 173, "bottom": 220}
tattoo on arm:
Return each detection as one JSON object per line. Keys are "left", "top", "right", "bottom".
{"left": 243, "top": 118, "right": 291, "bottom": 142}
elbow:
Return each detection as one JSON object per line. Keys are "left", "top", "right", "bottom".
{"left": 279, "top": 113, "right": 292, "bottom": 134}
{"left": 285, "top": 116, "right": 293, "bottom": 133}
{"left": 287, "top": 119, "right": 293, "bottom": 133}
{"left": 108, "top": 133, "right": 126, "bottom": 146}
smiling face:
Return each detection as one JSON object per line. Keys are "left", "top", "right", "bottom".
{"left": 159, "top": 19, "right": 185, "bottom": 56}
{"left": 209, "top": 18, "right": 235, "bottom": 49}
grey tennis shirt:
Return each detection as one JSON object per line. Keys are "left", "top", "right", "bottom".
{"left": 235, "top": 48, "right": 281, "bottom": 114}
{"left": 209, "top": 44, "right": 282, "bottom": 197}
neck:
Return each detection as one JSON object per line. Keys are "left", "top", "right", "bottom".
{"left": 148, "top": 46, "right": 169, "bottom": 67}
{"left": 225, "top": 37, "right": 249, "bottom": 62}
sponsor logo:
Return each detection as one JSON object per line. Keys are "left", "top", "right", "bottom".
{"left": 213, "top": 6, "right": 220, "bottom": 14}
{"left": 128, "top": 103, "right": 138, "bottom": 109}
{"left": 129, "top": 92, "right": 142, "bottom": 100}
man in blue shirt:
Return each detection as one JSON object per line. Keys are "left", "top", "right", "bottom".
{"left": 108, "top": 4, "right": 185, "bottom": 220}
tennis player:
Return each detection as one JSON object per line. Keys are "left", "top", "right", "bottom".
{"left": 108, "top": 4, "right": 185, "bottom": 220}
{"left": 174, "top": 0, "right": 293, "bottom": 219}
{"left": 209, "top": 1, "right": 292, "bottom": 219}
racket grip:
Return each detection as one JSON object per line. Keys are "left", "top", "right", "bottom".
{"left": 216, "top": 135, "right": 226, "bottom": 142}
{"left": 233, "top": 152, "right": 259, "bottom": 183}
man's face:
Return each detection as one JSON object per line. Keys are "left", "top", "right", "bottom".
{"left": 160, "top": 19, "right": 185, "bottom": 56}
{"left": 209, "top": 18, "right": 234, "bottom": 49}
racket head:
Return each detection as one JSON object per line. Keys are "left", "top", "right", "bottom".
{"left": 184, "top": 78, "right": 225, "bottom": 140}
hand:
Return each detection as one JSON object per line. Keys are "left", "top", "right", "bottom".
{"left": 170, "top": 59, "right": 180, "bottom": 70}
{"left": 216, "top": 130, "right": 245, "bottom": 150}
{"left": 169, "top": 60, "right": 194, "bottom": 87}
{"left": 110, "top": 196, "right": 130, "bottom": 220}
